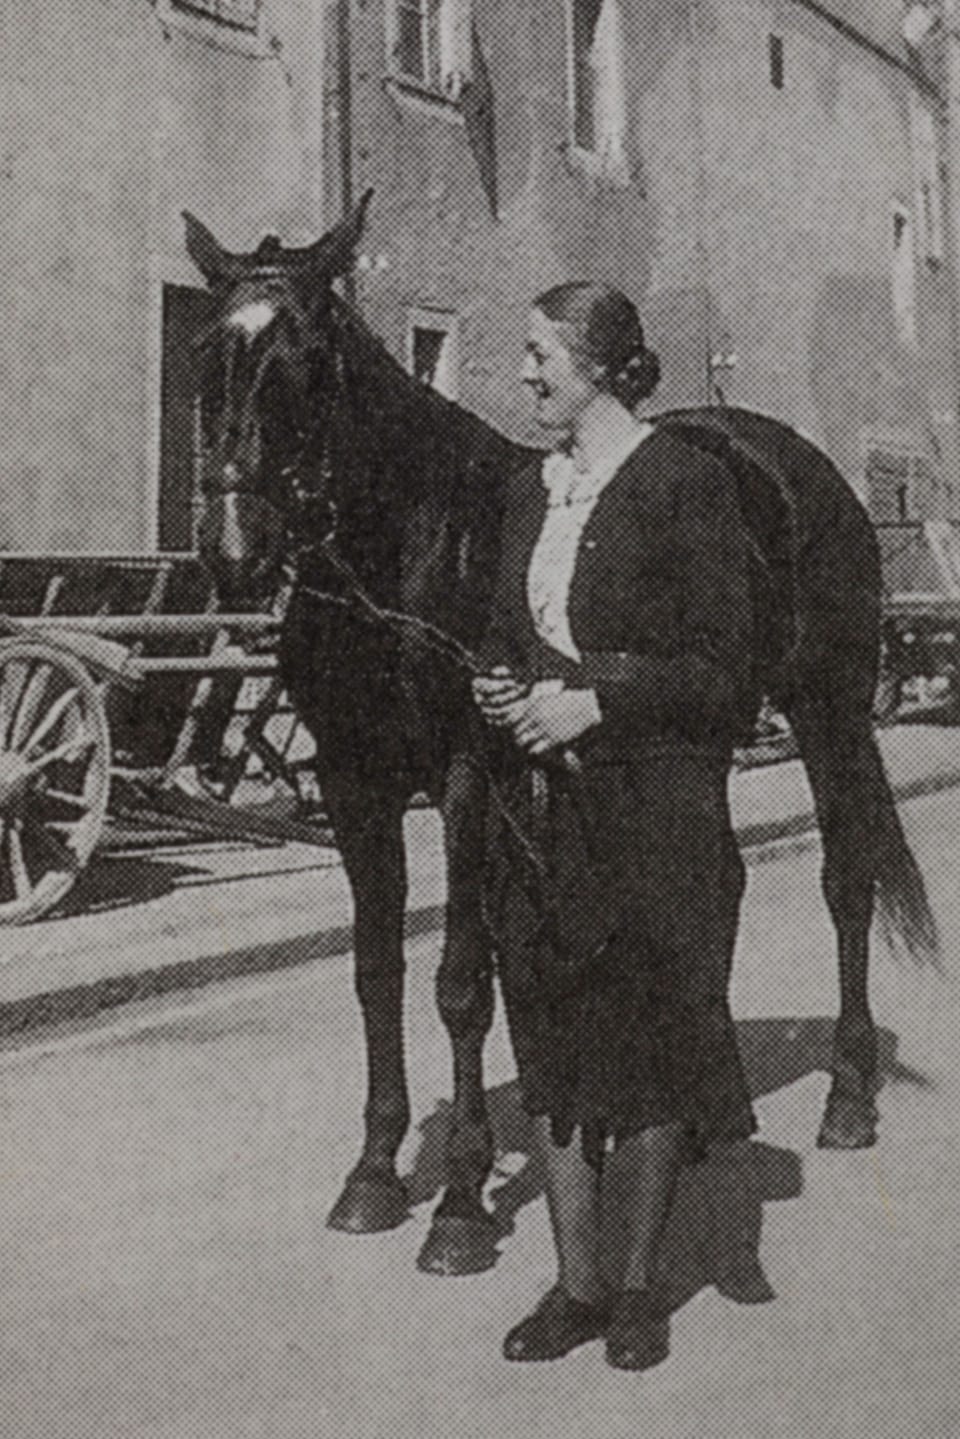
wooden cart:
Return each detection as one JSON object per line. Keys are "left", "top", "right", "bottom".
{"left": 0, "top": 553, "right": 314, "bottom": 925}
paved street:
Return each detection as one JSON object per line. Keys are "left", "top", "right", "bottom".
{"left": 0, "top": 752, "right": 959, "bottom": 1438}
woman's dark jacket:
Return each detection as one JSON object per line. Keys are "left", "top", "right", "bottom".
{"left": 482, "top": 427, "right": 756, "bottom": 761}
{"left": 479, "top": 428, "right": 758, "bottom": 1149}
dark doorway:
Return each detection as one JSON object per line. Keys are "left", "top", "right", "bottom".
{"left": 160, "top": 283, "right": 216, "bottom": 552}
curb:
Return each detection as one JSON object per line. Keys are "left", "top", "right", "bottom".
{"left": 738, "top": 759, "right": 960, "bottom": 858}
{"left": 2, "top": 758, "right": 959, "bottom": 1046}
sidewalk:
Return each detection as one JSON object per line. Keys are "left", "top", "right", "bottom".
{"left": 0, "top": 723, "right": 957, "bottom": 1036}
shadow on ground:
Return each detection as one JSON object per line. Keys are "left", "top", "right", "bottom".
{"left": 405, "top": 1017, "right": 930, "bottom": 1310}
{"left": 57, "top": 855, "right": 207, "bottom": 917}
{"left": 56, "top": 842, "right": 328, "bottom": 920}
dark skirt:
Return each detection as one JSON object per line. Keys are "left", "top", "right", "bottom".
{"left": 485, "top": 747, "right": 756, "bottom": 1164}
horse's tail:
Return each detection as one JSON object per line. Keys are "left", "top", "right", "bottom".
{"left": 870, "top": 737, "right": 941, "bottom": 969}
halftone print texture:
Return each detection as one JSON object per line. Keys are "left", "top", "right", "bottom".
{"left": 1, "top": 2, "right": 958, "bottom": 1436}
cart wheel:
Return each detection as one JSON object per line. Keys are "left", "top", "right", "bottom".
{"left": 0, "top": 641, "right": 111, "bottom": 924}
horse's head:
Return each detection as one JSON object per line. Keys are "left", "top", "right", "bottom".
{"left": 183, "top": 191, "right": 372, "bottom": 601}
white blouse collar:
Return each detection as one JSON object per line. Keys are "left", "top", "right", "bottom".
{"left": 541, "top": 420, "right": 654, "bottom": 508}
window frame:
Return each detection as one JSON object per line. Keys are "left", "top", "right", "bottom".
{"left": 564, "top": 0, "right": 631, "bottom": 187}
{"left": 171, "top": 0, "right": 259, "bottom": 33}
{"left": 861, "top": 439, "right": 932, "bottom": 526}
{"left": 387, "top": 0, "right": 436, "bottom": 88}
{"left": 157, "top": 0, "right": 267, "bottom": 54}
{"left": 909, "top": 95, "right": 945, "bottom": 267}
{"left": 385, "top": 0, "right": 469, "bottom": 113}
{"left": 405, "top": 308, "right": 460, "bottom": 401}
{"left": 891, "top": 198, "right": 919, "bottom": 352}
{"left": 569, "top": 0, "right": 602, "bottom": 152}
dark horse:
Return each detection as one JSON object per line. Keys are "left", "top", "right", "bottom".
{"left": 184, "top": 197, "right": 938, "bottom": 1276}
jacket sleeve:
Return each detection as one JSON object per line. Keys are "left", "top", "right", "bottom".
{"left": 577, "top": 449, "right": 753, "bottom": 747}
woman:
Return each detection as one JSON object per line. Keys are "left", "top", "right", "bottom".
{"left": 473, "top": 283, "right": 757, "bottom": 1370}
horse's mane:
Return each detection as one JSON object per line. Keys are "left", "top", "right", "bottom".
{"left": 329, "top": 293, "right": 527, "bottom": 505}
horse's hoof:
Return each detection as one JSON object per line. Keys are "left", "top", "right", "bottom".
{"left": 417, "top": 1214, "right": 499, "bottom": 1276}
{"left": 817, "top": 1093, "right": 879, "bottom": 1150}
{"left": 327, "top": 1170, "right": 410, "bottom": 1233}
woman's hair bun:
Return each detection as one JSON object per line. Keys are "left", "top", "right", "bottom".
{"left": 534, "top": 281, "right": 662, "bottom": 409}
{"left": 611, "top": 344, "right": 661, "bottom": 408}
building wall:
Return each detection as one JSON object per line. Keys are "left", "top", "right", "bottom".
{"left": 0, "top": 0, "right": 324, "bottom": 554}
{"left": 327, "top": 0, "right": 709, "bottom": 441}
{"left": 4, "top": 1, "right": 953, "bottom": 553}
{"left": 325, "top": 0, "right": 960, "bottom": 516}
{"left": 695, "top": 0, "right": 960, "bottom": 516}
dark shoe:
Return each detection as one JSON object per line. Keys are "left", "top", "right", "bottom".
{"left": 605, "top": 1288, "right": 671, "bottom": 1371}
{"left": 503, "top": 1286, "right": 609, "bottom": 1362}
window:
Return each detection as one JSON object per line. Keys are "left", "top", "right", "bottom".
{"left": 406, "top": 310, "right": 459, "bottom": 399}
{"left": 864, "top": 447, "right": 932, "bottom": 525}
{"left": 391, "top": 0, "right": 437, "bottom": 85}
{"left": 769, "top": 34, "right": 784, "bottom": 90}
{"left": 387, "top": 0, "right": 473, "bottom": 98}
{"left": 172, "top": 0, "right": 259, "bottom": 30}
{"left": 910, "top": 96, "right": 945, "bottom": 265}
{"left": 572, "top": 0, "right": 603, "bottom": 150}
{"left": 412, "top": 329, "right": 448, "bottom": 385}
{"left": 567, "top": 0, "right": 628, "bottom": 181}
{"left": 891, "top": 201, "right": 918, "bottom": 351}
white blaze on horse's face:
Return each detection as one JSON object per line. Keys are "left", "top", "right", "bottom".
{"left": 227, "top": 299, "right": 278, "bottom": 339}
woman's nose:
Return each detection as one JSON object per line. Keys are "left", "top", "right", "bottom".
{"left": 521, "top": 353, "right": 538, "bottom": 385}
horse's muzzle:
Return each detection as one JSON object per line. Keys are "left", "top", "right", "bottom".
{"left": 198, "top": 489, "right": 286, "bottom": 605}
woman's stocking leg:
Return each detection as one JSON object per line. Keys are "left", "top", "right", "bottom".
{"left": 535, "top": 1117, "right": 605, "bottom": 1304}
{"left": 606, "top": 1122, "right": 686, "bottom": 1293}
{"left": 601, "top": 1122, "right": 685, "bottom": 1370}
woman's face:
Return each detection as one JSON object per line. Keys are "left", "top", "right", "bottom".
{"left": 522, "top": 308, "right": 597, "bottom": 434}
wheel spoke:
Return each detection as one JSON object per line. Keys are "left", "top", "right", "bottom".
{"left": 43, "top": 819, "right": 85, "bottom": 838}
{"left": 20, "top": 686, "right": 82, "bottom": 757}
{"left": 10, "top": 664, "right": 52, "bottom": 751}
{"left": 0, "top": 660, "right": 29, "bottom": 748}
{"left": 28, "top": 733, "right": 95, "bottom": 775}
{"left": 7, "top": 823, "right": 31, "bottom": 900}
{"left": 42, "top": 787, "right": 90, "bottom": 810}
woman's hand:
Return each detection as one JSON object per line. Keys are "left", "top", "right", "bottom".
{"left": 511, "top": 685, "right": 602, "bottom": 755}
{"left": 472, "top": 667, "right": 530, "bottom": 728}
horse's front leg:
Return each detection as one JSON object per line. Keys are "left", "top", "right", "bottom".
{"left": 418, "top": 753, "right": 499, "bottom": 1275}
{"left": 324, "top": 771, "right": 413, "bottom": 1233}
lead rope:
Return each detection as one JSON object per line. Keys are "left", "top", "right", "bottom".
{"left": 296, "top": 537, "right": 581, "bottom": 908}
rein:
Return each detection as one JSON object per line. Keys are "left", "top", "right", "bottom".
{"left": 298, "top": 538, "right": 565, "bottom": 897}
{"left": 302, "top": 538, "right": 486, "bottom": 676}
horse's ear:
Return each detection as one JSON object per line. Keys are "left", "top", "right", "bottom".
{"left": 183, "top": 212, "right": 245, "bottom": 285}
{"left": 298, "top": 189, "right": 374, "bottom": 279}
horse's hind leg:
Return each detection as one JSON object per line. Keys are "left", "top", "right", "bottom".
{"left": 789, "top": 696, "right": 880, "bottom": 1149}
{"left": 323, "top": 770, "right": 413, "bottom": 1232}
{"left": 418, "top": 752, "right": 498, "bottom": 1275}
